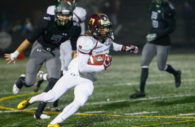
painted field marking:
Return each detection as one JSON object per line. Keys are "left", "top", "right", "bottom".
{"left": 1, "top": 92, "right": 195, "bottom": 127}
{"left": 132, "top": 119, "right": 195, "bottom": 127}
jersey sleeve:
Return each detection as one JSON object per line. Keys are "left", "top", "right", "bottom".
{"left": 156, "top": 3, "right": 176, "bottom": 38}
{"left": 77, "top": 36, "right": 105, "bottom": 73}
{"left": 77, "top": 36, "right": 96, "bottom": 54}
{"left": 26, "top": 14, "right": 50, "bottom": 43}
{"left": 70, "top": 22, "right": 81, "bottom": 50}
{"left": 112, "top": 42, "right": 123, "bottom": 51}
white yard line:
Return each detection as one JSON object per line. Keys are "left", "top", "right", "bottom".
{"left": 125, "top": 111, "right": 158, "bottom": 115}
{"left": 86, "top": 93, "right": 195, "bottom": 105}
{"left": 178, "top": 113, "right": 195, "bottom": 116}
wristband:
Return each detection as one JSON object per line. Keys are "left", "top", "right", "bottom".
{"left": 10, "top": 51, "right": 20, "bottom": 61}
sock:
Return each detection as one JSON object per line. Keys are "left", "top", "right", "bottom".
{"left": 16, "top": 76, "right": 25, "bottom": 89}
{"left": 140, "top": 68, "right": 149, "bottom": 92}
{"left": 165, "top": 64, "right": 177, "bottom": 76}
{"left": 43, "top": 74, "right": 48, "bottom": 81}
{"left": 52, "top": 100, "right": 59, "bottom": 108}
{"left": 35, "top": 102, "right": 47, "bottom": 118}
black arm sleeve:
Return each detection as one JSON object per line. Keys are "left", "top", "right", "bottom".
{"left": 156, "top": 9, "right": 176, "bottom": 38}
{"left": 70, "top": 25, "right": 81, "bottom": 50}
{"left": 26, "top": 14, "right": 49, "bottom": 43}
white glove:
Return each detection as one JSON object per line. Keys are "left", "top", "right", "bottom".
{"left": 10, "top": 51, "right": 20, "bottom": 61}
{"left": 146, "top": 33, "right": 157, "bottom": 42}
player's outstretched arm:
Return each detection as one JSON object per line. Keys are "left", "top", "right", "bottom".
{"left": 4, "top": 39, "right": 31, "bottom": 64}
{"left": 121, "top": 45, "right": 139, "bottom": 54}
{"left": 112, "top": 42, "right": 138, "bottom": 54}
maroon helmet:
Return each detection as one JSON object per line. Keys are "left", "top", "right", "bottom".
{"left": 88, "top": 13, "right": 113, "bottom": 40}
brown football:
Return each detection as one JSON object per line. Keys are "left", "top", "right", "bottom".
{"left": 88, "top": 54, "right": 111, "bottom": 65}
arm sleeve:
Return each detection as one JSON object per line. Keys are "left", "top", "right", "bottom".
{"left": 70, "top": 24, "right": 81, "bottom": 50}
{"left": 26, "top": 14, "right": 48, "bottom": 43}
{"left": 156, "top": 7, "right": 176, "bottom": 38}
{"left": 112, "top": 41, "right": 123, "bottom": 51}
{"left": 78, "top": 53, "right": 105, "bottom": 73}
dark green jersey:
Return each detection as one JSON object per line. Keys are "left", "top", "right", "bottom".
{"left": 149, "top": 2, "right": 176, "bottom": 45}
{"left": 27, "top": 14, "right": 81, "bottom": 50}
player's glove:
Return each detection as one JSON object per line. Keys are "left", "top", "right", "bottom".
{"left": 4, "top": 51, "right": 20, "bottom": 64}
{"left": 104, "top": 55, "right": 112, "bottom": 70}
{"left": 122, "top": 45, "right": 139, "bottom": 54}
{"left": 146, "top": 33, "right": 157, "bottom": 42}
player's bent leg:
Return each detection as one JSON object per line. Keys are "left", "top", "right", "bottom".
{"left": 34, "top": 78, "right": 58, "bottom": 119}
{"left": 49, "top": 79, "right": 94, "bottom": 125}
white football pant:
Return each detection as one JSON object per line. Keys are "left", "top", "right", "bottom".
{"left": 29, "top": 72, "right": 94, "bottom": 124}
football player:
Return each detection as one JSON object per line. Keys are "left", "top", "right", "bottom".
{"left": 5, "top": 0, "right": 81, "bottom": 119}
{"left": 17, "top": 13, "right": 138, "bottom": 127}
{"left": 130, "top": 0, "right": 181, "bottom": 98}
{"left": 34, "top": 0, "right": 87, "bottom": 93}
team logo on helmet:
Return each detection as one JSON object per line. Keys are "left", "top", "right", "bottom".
{"left": 88, "top": 13, "right": 113, "bottom": 40}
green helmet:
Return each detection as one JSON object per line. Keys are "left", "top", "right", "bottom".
{"left": 55, "top": 0, "right": 76, "bottom": 26}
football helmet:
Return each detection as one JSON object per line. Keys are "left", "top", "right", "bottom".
{"left": 88, "top": 13, "right": 113, "bottom": 40}
{"left": 55, "top": 0, "right": 76, "bottom": 26}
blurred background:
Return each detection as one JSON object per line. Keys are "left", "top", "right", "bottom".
{"left": 0, "top": 0, "right": 194, "bottom": 56}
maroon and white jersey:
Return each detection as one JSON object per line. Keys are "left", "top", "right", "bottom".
{"left": 68, "top": 35, "right": 123, "bottom": 81}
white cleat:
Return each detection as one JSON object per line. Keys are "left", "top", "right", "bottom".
{"left": 13, "top": 84, "right": 20, "bottom": 95}
{"left": 34, "top": 114, "right": 51, "bottom": 119}
{"left": 13, "top": 74, "right": 25, "bottom": 94}
{"left": 34, "top": 71, "right": 44, "bottom": 92}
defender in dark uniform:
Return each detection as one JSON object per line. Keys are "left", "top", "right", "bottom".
{"left": 5, "top": 0, "right": 81, "bottom": 119}
{"left": 130, "top": 0, "right": 181, "bottom": 98}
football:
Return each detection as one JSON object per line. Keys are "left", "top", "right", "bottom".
{"left": 88, "top": 54, "right": 111, "bottom": 65}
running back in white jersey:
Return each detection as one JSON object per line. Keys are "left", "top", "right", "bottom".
{"left": 68, "top": 35, "right": 123, "bottom": 81}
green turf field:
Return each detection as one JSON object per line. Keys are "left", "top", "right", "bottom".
{"left": 0, "top": 54, "right": 195, "bottom": 127}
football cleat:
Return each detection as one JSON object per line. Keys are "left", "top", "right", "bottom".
{"left": 13, "top": 84, "right": 20, "bottom": 95}
{"left": 47, "top": 123, "right": 61, "bottom": 127}
{"left": 34, "top": 71, "right": 44, "bottom": 92}
{"left": 17, "top": 98, "right": 30, "bottom": 110}
{"left": 130, "top": 91, "right": 146, "bottom": 99}
{"left": 13, "top": 74, "right": 25, "bottom": 94}
{"left": 174, "top": 70, "right": 181, "bottom": 88}
{"left": 34, "top": 114, "right": 51, "bottom": 119}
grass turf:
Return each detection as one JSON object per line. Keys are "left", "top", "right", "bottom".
{"left": 0, "top": 54, "right": 195, "bottom": 127}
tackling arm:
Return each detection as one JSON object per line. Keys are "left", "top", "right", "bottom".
{"left": 4, "top": 39, "right": 31, "bottom": 64}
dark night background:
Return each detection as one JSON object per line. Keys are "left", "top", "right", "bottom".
{"left": 0, "top": 0, "right": 195, "bottom": 55}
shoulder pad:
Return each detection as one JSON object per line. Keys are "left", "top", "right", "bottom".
{"left": 73, "top": 7, "right": 87, "bottom": 23}
{"left": 77, "top": 36, "right": 96, "bottom": 54}
{"left": 47, "top": 5, "right": 55, "bottom": 15}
